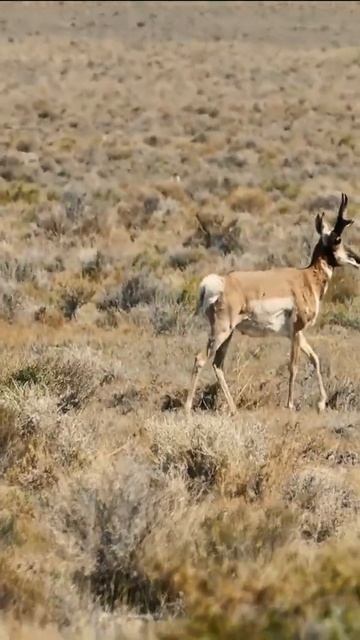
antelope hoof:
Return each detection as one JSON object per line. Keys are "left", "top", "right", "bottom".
{"left": 317, "top": 399, "right": 327, "bottom": 413}
{"left": 287, "top": 402, "right": 295, "bottom": 411}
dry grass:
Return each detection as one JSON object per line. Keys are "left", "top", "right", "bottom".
{"left": 0, "top": 1, "right": 359, "bottom": 638}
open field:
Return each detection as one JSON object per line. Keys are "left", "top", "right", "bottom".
{"left": 0, "top": 1, "right": 360, "bottom": 638}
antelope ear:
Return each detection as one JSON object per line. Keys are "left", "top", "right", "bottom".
{"left": 315, "top": 212, "right": 325, "bottom": 235}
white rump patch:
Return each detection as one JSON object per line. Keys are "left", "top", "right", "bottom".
{"left": 199, "top": 273, "right": 224, "bottom": 312}
{"left": 237, "top": 296, "right": 294, "bottom": 337}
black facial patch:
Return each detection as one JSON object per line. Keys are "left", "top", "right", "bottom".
{"left": 320, "top": 238, "right": 340, "bottom": 267}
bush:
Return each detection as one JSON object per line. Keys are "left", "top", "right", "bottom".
{"left": 81, "top": 249, "right": 106, "bottom": 281}
{"left": 97, "top": 272, "right": 163, "bottom": 313}
{"left": 57, "top": 281, "right": 95, "bottom": 320}
{"left": 52, "top": 455, "right": 181, "bottom": 615}
{"left": 326, "top": 270, "right": 359, "bottom": 304}
{"left": 227, "top": 186, "right": 270, "bottom": 214}
{"left": 184, "top": 212, "right": 242, "bottom": 256}
{"left": 0, "top": 282, "right": 23, "bottom": 322}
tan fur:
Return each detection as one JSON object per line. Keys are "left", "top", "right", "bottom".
{"left": 185, "top": 193, "right": 359, "bottom": 415}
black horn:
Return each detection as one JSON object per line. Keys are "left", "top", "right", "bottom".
{"left": 333, "top": 192, "right": 353, "bottom": 236}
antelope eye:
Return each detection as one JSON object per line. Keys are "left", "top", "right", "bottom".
{"left": 333, "top": 236, "right": 341, "bottom": 245}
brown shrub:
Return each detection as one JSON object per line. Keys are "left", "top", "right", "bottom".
{"left": 227, "top": 187, "right": 271, "bottom": 215}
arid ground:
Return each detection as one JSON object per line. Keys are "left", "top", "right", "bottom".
{"left": 0, "top": 1, "right": 360, "bottom": 638}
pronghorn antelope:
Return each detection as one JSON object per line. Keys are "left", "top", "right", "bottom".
{"left": 185, "top": 193, "right": 360, "bottom": 414}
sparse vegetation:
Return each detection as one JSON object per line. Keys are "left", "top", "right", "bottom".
{"left": 0, "top": 2, "right": 359, "bottom": 639}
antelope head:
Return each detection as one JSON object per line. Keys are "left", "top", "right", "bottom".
{"left": 315, "top": 192, "right": 360, "bottom": 269}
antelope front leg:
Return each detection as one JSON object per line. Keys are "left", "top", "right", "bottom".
{"left": 287, "top": 332, "right": 300, "bottom": 410}
{"left": 185, "top": 350, "right": 207, "bottom": 415}
{"left": 298, "top": 332, "right": 327, "bottom": 412}
{"left": 185, "top": 333, "right": 216, "bottom": 414}
{"left": 211, "top": 331, "right": 236, "bottom": 415}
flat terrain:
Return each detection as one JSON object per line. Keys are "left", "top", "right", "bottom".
{"left": 0, "top": 2, "right": 360, "bottom": 638}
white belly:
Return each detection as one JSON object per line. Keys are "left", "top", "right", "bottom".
{"left": 237, "top": 297, "right": 294, "bottom": 338}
